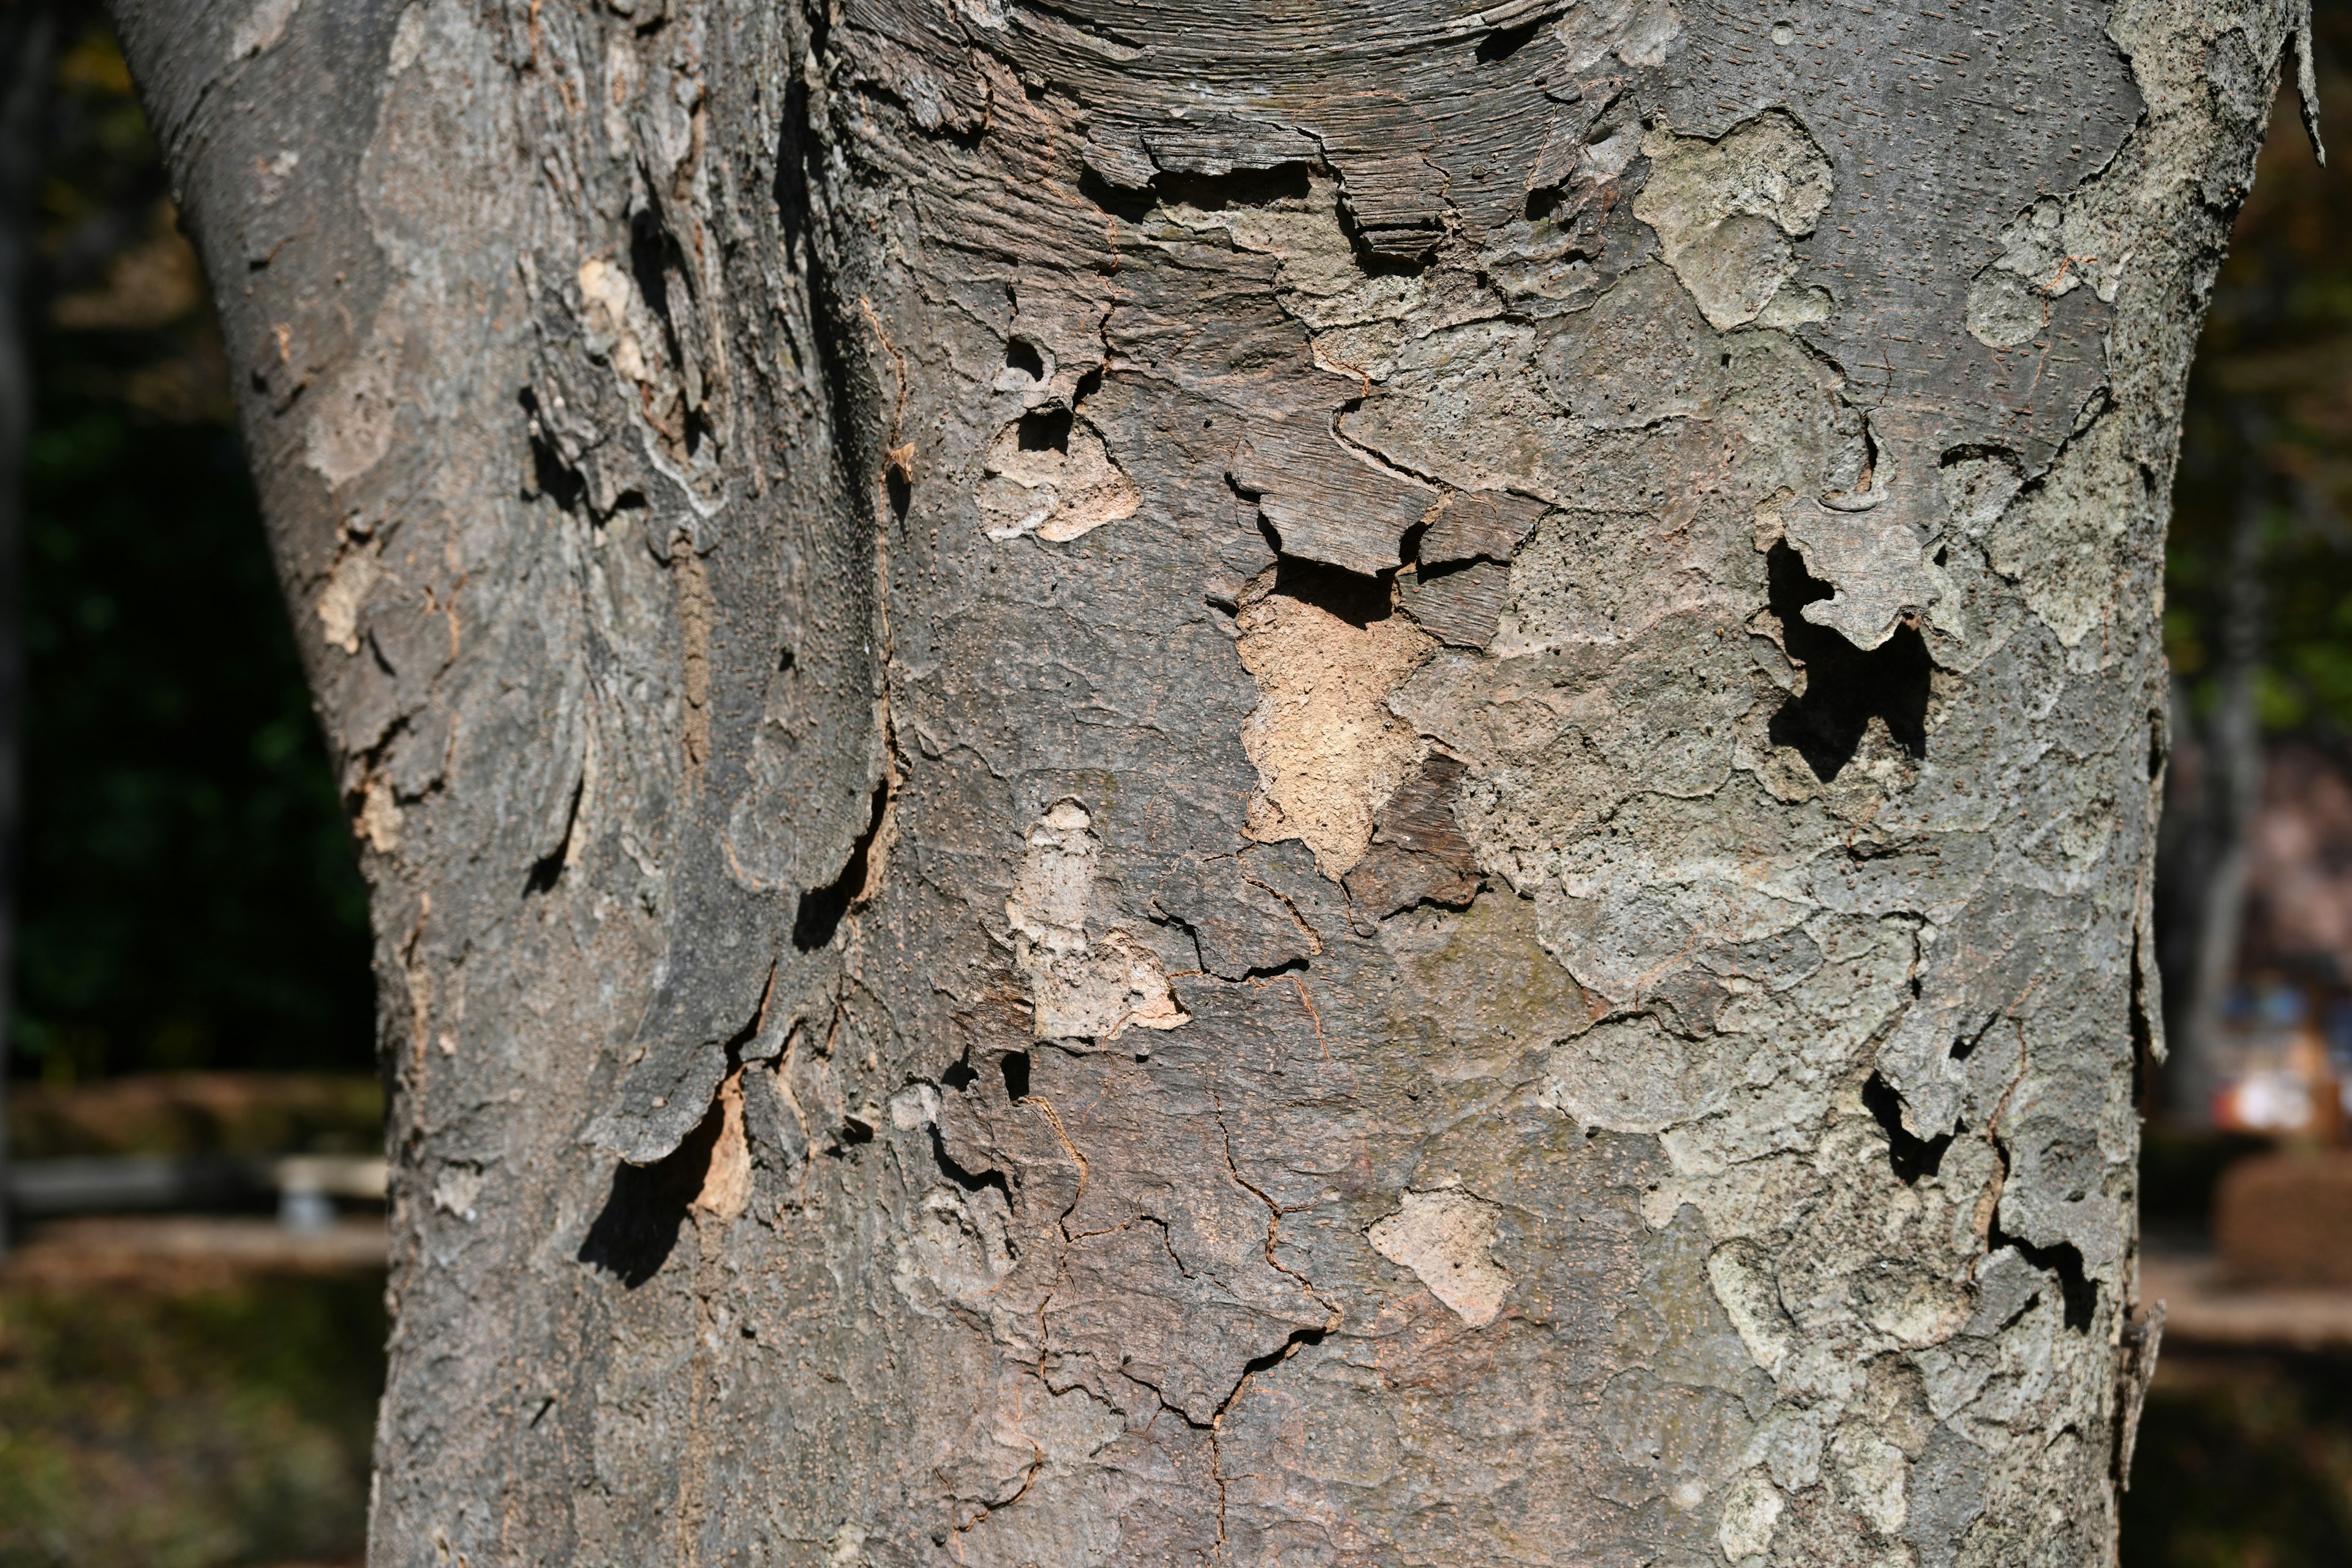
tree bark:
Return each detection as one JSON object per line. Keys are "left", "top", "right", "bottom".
{"left": 111, "top": 1, "right": 2293, "bottom": 1562}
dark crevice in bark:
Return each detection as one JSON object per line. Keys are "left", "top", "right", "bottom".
{"left": 1003, "top": 336, "right": 1045, "bottom": 381}
{"left": 1074, "top": 167, "right": 1156, "bottom": 224}
{"left": 628, "top": 200, "right": 690, "bottom": 356}
{"left": 792, "top": 777, "right": 889, "bottom": 951}
{"left": 579, "top": 1085, "right": 735, "bottom": 1286}
{"left": 1474, "top": 17, "right": 1547, "bottom": 63}
{"left": 1266, "top": 554, "right": 1393, "bottom": 628}
{"left": 1763, "top": 541, "right": 1930, "bottom": 780}
{"left": 2129, "top": 937, "right": 2159, "bottom": 1110}
{"left": 930, "top": 1124, "right": 1011, "bottom": 1201}
{"left": 1863, "top": 1071, "right": 1954, "bottom": 1185}
{"left": 1523, "top": 185, "right": 1574, "bottom": 223}
{"left": 518, "top": 387, "right": 588, "bottom": 511}
{"left": 1984, "top": 1123, "right": 2098, "bottom": 1333}
{"left": 1015, "top": 404, "right": 1071, "bottom": 454}
{"left": 1000, "top": 1049, "right": 1031, "bottom": 1104}
{"left": 1398, "top": 516, "right": 1433, "bottom": 565}
{"left": 1153, "top": 164, "right": 1313, "bottom": 213}
{"left": 525, "top": 771, "right": 585, "bottom": 895}
{"left": 1990, "top": 1217, "right": 2098, "bottom": 1333}
{"left": 1231, "top": 1325, "right": 1326, "bottom": 1392}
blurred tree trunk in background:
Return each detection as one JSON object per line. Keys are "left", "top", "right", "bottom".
{"left": 2175, "top": 442, "right": 2274, "bottom": 1115}
{"left": 2151, "top": 1, "right": 2352, "bottom": 1127}
{"left": 110, "top": 2, "right": 2298, "bottom": 1563}
{"left": 0, "top": 0, "right": 61, "bottom": 1255}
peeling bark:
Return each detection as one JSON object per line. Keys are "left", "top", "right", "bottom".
{"left": 109, "top": 0, "right": 2291, "bottom": 1562}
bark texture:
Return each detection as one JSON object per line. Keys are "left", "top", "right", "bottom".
{"left": 113, "top": 0, "right": 2292, "bottom": 1562}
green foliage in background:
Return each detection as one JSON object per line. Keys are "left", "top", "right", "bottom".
{"left": 15, "top": 24, "right": 372, "bottom": 1081}
{"left": 2166, "top": 7, "right": 2352, "bottom": 737}
{"left": 0, "top": 1276, "right": 383, "bottom": 1568}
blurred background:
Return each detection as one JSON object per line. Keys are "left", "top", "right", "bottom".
{"left": 5, "top": 4, "right": 2352, "bottom": 1566}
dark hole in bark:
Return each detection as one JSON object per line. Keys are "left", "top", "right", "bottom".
{"left": 886, "top": 465, "right": 913, "bottom": 521}
{"left": 1476, "top": 19, "right": 1542, "bottom": 61}
{"left": 1525, "top": 186, "right": 1569, "bottom": 222}
{"left": 773, "top": 67, "right": 812, "bottom": 252}
{"left": 577, "top": 1095, "right": 728, "bottom": 1287}
{"left": 518, "top": 387, "right": 586, "bottom": 511}
{"left": 684, "top": 404, "right": 712, "bottom": 458}
{"left": 1863, "top": 1071, "right": 1954, "bottom": 1185}
{"left": 1004, "top": 337, "right": 1046, "bottom": 381}
{"left": 792, "top": 779, "right": 891, "bottom": 951}
{"left": 1073, "top": 366, "right": 1103, "bottom": 407}
{"left": 1076, "top": 167, "right": 1156, "bottom": 222}
{"left": 777, "top": 645, "right": 796, "bottom": 673}
{"left": 1990, "top": 1217, "right": 2098, "bottom": 1333}
{"left": 1082, "top": 160, "right": 1315, "bottom": 223}
{"left": 1155, "top": 163, "right": 1313, "bottom": 211}
{"left": 629, "top": 204, "right": 682, "bottom": 338}
{"left": 941, "top": 1052, "right": 978, "bottom": 1092}
{"left": 1399, "top": 517, "right": 1431, "bottom": 565}
{"left": 1950, "top": 1011, "right": 1999, "bottom": 1063}
{"left": 1000, "top": 1049, "right": 1031, "bottom": 1104}
{"left": 1763, "top": 541, "right": 1929, "bottom": 781}
{"left": 1017, "top": 406, "right": 1073, "bottom": 454}
{"left": 1270, "top": 554, "right": 1392, "bottom": 628}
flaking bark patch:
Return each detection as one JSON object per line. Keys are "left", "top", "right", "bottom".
{"left": 1367, "top": 1188, "right": 1512, "bottom": 1327}
{"left": 1007, "top": 800, "right": 1188, "bottom": 1044}
{"left": 1234, "top": 567, "right": 1433, "bottom": 879}
{"left": 1635, "top": 110, "right": 1834, "bottom": 330}
{"left": 976, "top": 412, "right": 1139, "bottom": 543}
{"left": 690, "top": 1067, "right": 749, "bottom": 1220}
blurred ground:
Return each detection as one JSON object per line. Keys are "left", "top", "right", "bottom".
{"left": 0, "top": 1256, "right": 382, "bottom": 1568}
{"left": 0, "top": 1069, "right": 385, "bottom": 1568}
{"left": 2124, "top": 1349, "right": 2352, "bottom": 1568}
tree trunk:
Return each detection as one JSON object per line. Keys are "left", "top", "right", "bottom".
{"left": 110, "top": 1, "right": 2292, "bottom": 1562}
